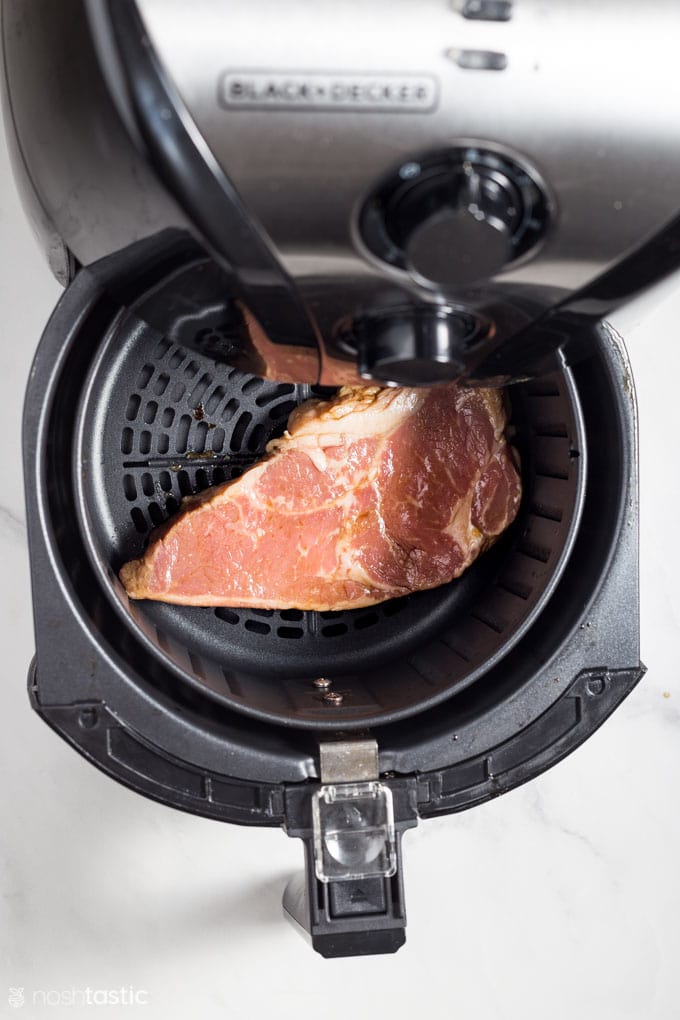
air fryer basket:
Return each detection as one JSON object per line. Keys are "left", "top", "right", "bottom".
{"left": 24, "top": 246, "right": 642, "bottom": 800}
{"left": 71, "top": 280, "right": 585, "bottom": 730}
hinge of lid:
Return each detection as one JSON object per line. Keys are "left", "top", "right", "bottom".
{"left": 319, "top": 736, "right": 379, "bottom": 784}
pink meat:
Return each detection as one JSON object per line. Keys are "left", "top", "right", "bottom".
{"left": 119, "top": 384, "right": 521, "bottom": 610}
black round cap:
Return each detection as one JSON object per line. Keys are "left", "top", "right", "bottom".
{"left": 406, "top": 205, "right": 514, "bottom": 287}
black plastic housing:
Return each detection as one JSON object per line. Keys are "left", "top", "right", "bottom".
{"left": 24, "top": 235, "right": 643, "bottom": 781}
{"left": 22, "top": 238, "right": 644, "bottom": 955}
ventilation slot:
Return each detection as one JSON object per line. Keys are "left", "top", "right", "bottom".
{"left": 382, "top": 599, "right": 408, "bottom": 618}
{"left": 123, "top": 475, "right": 137, "bottom": 501}
{"left": 154, "top": 373, "right": 170, "bottom": 396}
{"left": 148, "top": 502, "right": 164, "bottom": 526}
{"left": 248, "top": 424, "right": 266, "bottom": 452}
{"left": 215, "top": 608, "right": 239, "bottom": 625}
{"left": 231, "top": 412, "right": 253, "bottom": 450}
{"left": 439, "top": 637, "right": 471, "bottom": 662}
{"left": 193, "top": 421, "right": 209, "bottom": 453}
{"left": 223, "top": 399, "right": 239, "bottom": 421}
{"left": 497, "top": 577, "right": 532, "bottom": 601}
{"left": 355, "top": 612, "right": 379, "bottom": 631}
{"left": 322, "top": 622, "right": 349, "bottom": 637}
{"left": 168, "top": 348, "right": 185, "bottom": 369}
{"left": 269, "top": 400, "right": 296, "bottom": 420}
{"left": 535, "top": 465, "right": 569, "bottom": 481}
{"left": 277, "top": 626, "right": 304, "bottom": 639}
{"left": 188, "top": 652, "right": 206, "bottom": 679}
{"left": 177, "top": 471, "right": 193, "bottom": 496}
{"left": 130, "top": 507, "right": 147, "bottom": 533}
{"left": 143, "top": 401, "right": 158, "bottom": 425}
{"left": 530, "top": 502, "right": 563, "bottom": 523}
{"left": 205, "top": 386, "right": 226, "bottom": 415}
{"left": 244, "top": 619, "right": 271, "bottom": 635}
{"left": 125, "top": 394, "right": 141, "bottom": 421}
{"left": 153, "top": 337, "right": 171, "bottom": 359}
{"left": 176, "top": 415, "right": 191, "bottom": 453}
{"left": 281, "top": 609, "right": 304, "bottom": 621}
{"left": 137, "top": 364, "right": 154, "bottom": 389}
{"left": 517, "top": 539, "right": 551, "bottom": 563}
{"left": 469, "top": 610, "right": 505, "bottom": 635}
{"left": 534, "top": 422, "right": 568, "bottom": 438}
{"left": 189, "top": 374, "right": 213, "bottom": 408}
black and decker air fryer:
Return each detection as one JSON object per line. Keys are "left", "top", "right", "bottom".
{"left": 3, "top": 0, "right": 676, "bottom": 956}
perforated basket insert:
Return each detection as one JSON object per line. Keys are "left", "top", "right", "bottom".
{"left": 79, "top": 316, "right": 585, "bottom": 727}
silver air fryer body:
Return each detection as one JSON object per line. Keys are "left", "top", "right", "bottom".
{"left": 6, "top": 0, "right": 680, "bottom": 385}
{"left": 1, "top": 0, "right": 671, "bottom": 956}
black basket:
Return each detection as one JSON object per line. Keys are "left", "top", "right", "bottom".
{"left": 61, "top": 291, "right": 584, "bottom": 728}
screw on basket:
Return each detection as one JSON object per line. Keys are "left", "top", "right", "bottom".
{"left": 313, "top": 677, "right": 332, "bottom": 690}
{"left": 323, "top": 691, "right": 344, "bottom": 706}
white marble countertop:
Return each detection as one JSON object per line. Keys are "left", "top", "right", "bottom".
{"left": 1, "top": 126, "right": 679, "bottom": 1020}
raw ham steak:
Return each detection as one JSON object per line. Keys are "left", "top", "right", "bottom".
{"left": 120, "top": 384, "right": 521, "bottom": 611}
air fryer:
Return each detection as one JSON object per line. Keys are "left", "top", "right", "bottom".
{"left": 4, "top": 0, "right": 674, "bottom": 957}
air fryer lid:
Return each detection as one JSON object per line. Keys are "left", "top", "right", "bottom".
{"left": 56, "top": 246, "right": 585, "bottom": 731}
